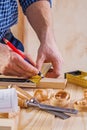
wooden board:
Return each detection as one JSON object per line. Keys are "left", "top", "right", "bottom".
{"left": 0, "top": 108, "right": 20, "bottom": 130}
{"left": 0, "top": 81, "right": 35, "bottom": 88}
{"left": 0, "top": 118, "right": 18, "bottom": 130}
{"left": 0, "top": 111, "right": 20, "bottom": 130}
{"left": 0, "top": 78, "right": 66, "bottom": 89}
{"left": 37, "top": 78, "right": 67, "bottom": 89}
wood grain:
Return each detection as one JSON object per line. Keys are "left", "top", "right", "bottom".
{"left": 37, "top": 78, "right": 67, "bottom": 89}
{"left": 0, "top": 111, "right": 20, "bottom": 130}
{"left": 18, "top": 83, "right": 87, "bottom": 130}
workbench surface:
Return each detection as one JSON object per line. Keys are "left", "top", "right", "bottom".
{"left": 18, "top": 83, "right": 87, "bottom": 130}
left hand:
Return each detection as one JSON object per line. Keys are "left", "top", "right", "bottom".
{"left": 36, "top": 41, "right": 63, "bottom": 78}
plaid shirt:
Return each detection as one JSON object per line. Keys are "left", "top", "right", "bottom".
{"left": 0, "top": 0, "right": 52, "bottom": 40}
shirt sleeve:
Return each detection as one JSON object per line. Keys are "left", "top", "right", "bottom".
{"left": 19, "top": 0, "right": 52, "bottom": 14}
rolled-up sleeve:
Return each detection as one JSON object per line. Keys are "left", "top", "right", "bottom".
{"left": 19, "top": 0, "right": 52, "bottom": 14}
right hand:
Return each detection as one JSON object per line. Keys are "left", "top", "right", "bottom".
{"left": 0, "top": 43, "right": 39, "bottom": 78}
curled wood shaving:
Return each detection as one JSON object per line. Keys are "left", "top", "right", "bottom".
{"left": 34, "top": 89, "right": 48, "bottom": 102}
{"left": 50, "top": 90, "right": 70, "bottom": 107}
{"left": 74, "top": 89, "right": 87, "bottom": 111}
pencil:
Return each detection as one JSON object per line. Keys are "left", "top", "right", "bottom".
{"left": 3, "top": 38, "right": 44, "bottom": 78}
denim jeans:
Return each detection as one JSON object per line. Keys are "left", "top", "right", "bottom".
{"left": 0, "top": 31, "right": 24, "bottom": 52}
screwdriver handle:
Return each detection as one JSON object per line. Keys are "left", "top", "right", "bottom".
{"left": 9, "top": 85, "right": 32, "bottom": 100}
{"left": 18, "top": 97, "right": 28, "bottom": 108}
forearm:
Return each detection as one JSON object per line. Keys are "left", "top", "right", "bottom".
{"left": 25, "top": 0, "right": 63, "bottom": 77}
{"left": 25, "top": 0, "right": 53, "bottom": 44}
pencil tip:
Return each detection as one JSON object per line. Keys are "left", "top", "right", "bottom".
{"left": 38, "top": 71, "right": 44, "bottom": 78}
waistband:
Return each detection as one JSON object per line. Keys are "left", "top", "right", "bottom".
{"left": 0, "top": 30, "right": 12, "bottom": 44}
{"left": 0, "top": 30, "right": 24, "bottom": 52}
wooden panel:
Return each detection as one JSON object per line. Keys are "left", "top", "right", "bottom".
{"left": 37, "top": 78, "right": 67, "bottom": 89}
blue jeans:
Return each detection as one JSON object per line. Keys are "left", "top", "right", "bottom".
{"left": 0, "top": 31, "right": 24, "bottom": 52}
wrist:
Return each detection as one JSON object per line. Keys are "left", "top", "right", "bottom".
{"left": 38, "top": 26, "right": 55, "bottom": 45}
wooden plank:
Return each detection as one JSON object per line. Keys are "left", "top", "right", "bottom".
{"left": 37, "top": 78, "right": 67, "bottom": 89}
{"left": 0, "top": 108, "right": 20, "bottom": 130}
{"left": 0, "top": 81, "right": 36, "bottom": 88}
{"left": 0, "top": 115, "right": 19, "bottom": 130}
{"left": 0, "top": 119, "right": 16, "bottom": 130}
{"left": 0, "top": 78, "right": 67, "bottom": 89}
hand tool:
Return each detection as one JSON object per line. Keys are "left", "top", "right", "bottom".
{"left": 9, "top": 85, "right": 78, "bottom": 119}
{"left": 18, "top": 97, "right": 71, "bottom": 120}
{"left": 65, "top": 70, "right": 87, "bottom": 87}
{"left": 25, "top": 98, "right": 78, "bottom": 114}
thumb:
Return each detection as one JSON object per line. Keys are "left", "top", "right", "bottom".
{"left": 36, "top": 56, "right": 45, "bottom": 71}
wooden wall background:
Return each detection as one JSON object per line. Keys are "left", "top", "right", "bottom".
{"left": 11, "top": 0, "right": 87, "bottom": 73}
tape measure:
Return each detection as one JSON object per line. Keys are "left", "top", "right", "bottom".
{"left": 65, "top": 70, "right": 87, "bottom": 87}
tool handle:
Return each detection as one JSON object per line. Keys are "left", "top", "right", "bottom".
{"left": 18, "top": 97, "right": 27, "bottom": 108}
{"left": 9, "top": 85, "right": 32, "bottom": 100}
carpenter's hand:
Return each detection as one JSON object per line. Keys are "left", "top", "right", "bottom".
{"left": 0, "top": 44, "right": 39, "bottom": 78}
{"left": 36, "top": 41, "right": 63, "bottom": 78}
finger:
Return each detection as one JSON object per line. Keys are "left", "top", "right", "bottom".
{"left": 45, "top": 69, "right": 59, "bottom": 78}
{"left": 15, "top": 54, "right": 39, "bottom": 75}
{"left": 3, "top": 65, "right": 33, "bottom": 78}
{"left": 25, "top": 53, "right": 36, "bottom": 67}
{"left": 36, "top": 55, "right": 45, "bottom": 71}
{"left": 51, "top": 56, "right": 63, "bottom": 77}
{"left": 45, "top": 61, "right": 62, "bottom": 78}
{"left": 46, "top": 71, "right": 59, "bottom": 78}
{"left": 2, "top": 69, "right": 21, "bottom": 77}
{"left": 11, "top": 65, "right": 32, "bottom": 77}
{"left": 0, "top": 63, "right": 25, "bottom": 77}
{"left": 18, "top": 50, "right": 36, "bottom": 67}
{"left": 12, "top": 65, "right": 36, "bottom": 78}
{"left": 7, "top": 70, "right": 34, "bottom": 78}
